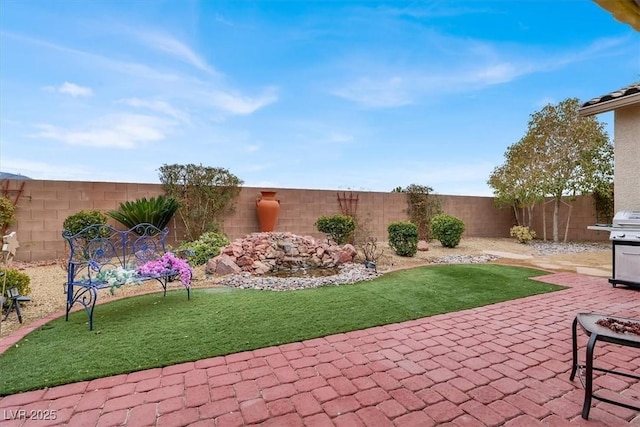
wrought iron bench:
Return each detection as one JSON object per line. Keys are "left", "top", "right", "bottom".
{"left": 62, "top": 223, "right": 191, "bottom": 330}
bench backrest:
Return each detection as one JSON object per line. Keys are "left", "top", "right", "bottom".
{"left": 62, "top": 223, "right": 170, "bottom": 284}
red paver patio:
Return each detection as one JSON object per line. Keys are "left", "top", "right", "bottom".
{"left": 1, "top": 272, "right": 640, "bottom": 426}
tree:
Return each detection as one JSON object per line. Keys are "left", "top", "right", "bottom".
{"left": 488, "top": 137, "right": 545, "bottom": 227}
{"left": 490, "top": 98, "right": 613, "bottom": 242}
{"left": 527, "top": 98, "right": 612, "bottom": 242}
{"left": 159, "top": 164, "right": 243, "bottom": 241}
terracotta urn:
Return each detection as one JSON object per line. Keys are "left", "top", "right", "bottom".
{"left": 256, "top": 191, "right": 280, "bottom": 232}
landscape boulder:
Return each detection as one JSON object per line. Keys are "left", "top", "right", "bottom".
{"left": 206, "top": 232, "right": 357, "bottom": 276}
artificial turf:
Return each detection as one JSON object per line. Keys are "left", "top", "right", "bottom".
{"left": 0, "top": 264, "right": 562, "bottom": 395}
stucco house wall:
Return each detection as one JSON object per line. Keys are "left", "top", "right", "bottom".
{"left": 579, "top": 83, "right": 640, "bottom": 214}
{"left": 614, "top": 104, "right": 640, "bottom": 211}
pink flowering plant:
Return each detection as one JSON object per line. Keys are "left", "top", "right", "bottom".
{"left": 136, "top": 252, "right": 192, "bottom": 287}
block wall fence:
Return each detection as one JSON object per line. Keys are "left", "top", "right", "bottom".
{"left": 2, "top": 179, "right": 607, "bottom": 262}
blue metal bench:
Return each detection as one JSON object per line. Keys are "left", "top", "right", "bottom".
{"left": 62, "top": 223, "right": 191, "bottom": 330}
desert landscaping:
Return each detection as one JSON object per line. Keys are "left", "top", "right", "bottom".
{"left": 0, "top": 237, "right": 611, "bottom": 339}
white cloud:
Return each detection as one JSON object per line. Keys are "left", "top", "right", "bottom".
{"left": 332, "top": 61, "right": 534, "bottom": 108}
{"left": 331, "top": 35, "right": 631, "bottom": 108}
{"left": 214, "top": 13, "right": 234, "bottom": 26}
{"left": 380, "top": 3, "right": 498, "bottom": 19}
{"left": 8, "top": 31, "right": 277, "bottom": 117}
{"left": 31, "top": 114, "right": 170, "bottom": 148}
{"left": 326, "top": 132, "right": 354, "bottom": 144}
{"left": 208, "top": 86, "right": 279, "bottom": 115}
{"left": 470, "top": 63, "right": 522, "bottom": 85}
{"left": 6, "top": 31, "right": 184, "bottom": 82}
{"left": 121, "top": 98, "right": 189, "bottom": 122}
{"left": 59, "top": 82, "right": 93, "bottom": 97}
{"left": 332, "top": 76, "right": 413, "bottom": 108}
{"left": 134, "top": 30, "right": 216, "bottom": 74}
{"left": 244, "top": 144, "right": 260, "bottom": 153}
{"left": 43, "top": 82, "right": 93, "bottom": 97}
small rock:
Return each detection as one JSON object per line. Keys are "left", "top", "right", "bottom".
{"left": 417, "top": 240, "right": 429, "bottom": 251}
{"left": 220, "top": 263, "right": 382, "bottom": 291}
{"left": 236, "top": 255, "right": 253, "bottom": 267}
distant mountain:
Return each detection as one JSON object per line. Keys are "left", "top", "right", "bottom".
{"left": 0, "top": 172, "right": 32, "bottom": 180}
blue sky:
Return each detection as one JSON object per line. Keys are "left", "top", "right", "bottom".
{"left": 1, "top": 1, "right": 638, "bottom": 196}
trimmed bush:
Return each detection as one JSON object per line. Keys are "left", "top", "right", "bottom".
{"left": 176, "top": 232, "right": 230, "bottom": 266}
{"left": 430, "top": 214, "right": 465, "bottom": 248}
{"left": 62, "top": 210, "right": 108, "bottom": 238}
{"left": 510, "top": 225, "right": 536, "bottom": 244}
{"left": 1, "top": 268, "right": 31, "bottom": 306}
{"left": 387, "top": 221, "right": 418, "bottom": 257}
{"left": 316, "top": 215, "right": 356, "bottom": 245}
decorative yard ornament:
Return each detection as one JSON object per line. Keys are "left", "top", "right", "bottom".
{"left": 256, "top": 191, "right": 280, "bottom": 232}
{"left": 2, "top": 232, "right": 19, "bottom": 259}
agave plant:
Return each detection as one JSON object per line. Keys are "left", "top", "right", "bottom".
{"left": 107, "top": 195, "right": 180, "bottom": 231}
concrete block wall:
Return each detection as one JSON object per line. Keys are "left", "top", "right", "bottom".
{"left": 530, "top": 196, "right": 609, "bottom": 242}
{"left": 2, "top": 179, "right": 606, "bottom": 262}
{"left": 227, "top": 189, "right": 409, "bottom": 241}
{"left": 4, "top": 180, "right": 170, "bottom": 262}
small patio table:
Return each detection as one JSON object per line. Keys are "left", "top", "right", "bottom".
{"left": 570, "top": 313, "right": 640, "bottom": 419}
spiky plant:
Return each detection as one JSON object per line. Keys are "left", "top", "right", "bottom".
{"left": 107, "top": 195, "right": 180, "bottom": 232}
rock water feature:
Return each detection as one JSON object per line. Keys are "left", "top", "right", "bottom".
{"left": 205, "top": 232, "right": 381, "bottom": 290}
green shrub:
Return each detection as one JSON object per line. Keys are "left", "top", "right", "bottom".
{"left": 430, "top": 214, "right": 465, "bottom": 248}
{"left": 0, "top": 196, "right": 16, "bottom": 232}
{"left": 107, "top": 195, "right": 180, "bottom": 232}
{"left": 62, "top": 210, "right": 108, "bottom": 238}
{"left": 176, "top": 232, "right": 230, "bottom": 266}
{"left": 316, "top": 215, "right": 356, "bottom": 245}
{"left": 510, "top": 225, "right": 536, "bottom": 244}
{"left": 387, "top": 221, "right": 418, "bottom": 257}
{"left": 1, "top": 268, "right": 31, "bottom": 306}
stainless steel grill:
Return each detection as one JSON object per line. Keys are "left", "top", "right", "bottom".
{"left": 590, "top": 211, "right": 640, "bottom": 288}
{"left": 610, "top": 210, "right": 640, "bottom": 242}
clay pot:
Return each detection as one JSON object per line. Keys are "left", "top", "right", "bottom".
{"left": 256, "top": 191, "right": 280, "bottom": 232}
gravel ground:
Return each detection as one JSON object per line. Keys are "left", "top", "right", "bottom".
{"left": 529, "top": 240, "right": 610, "bottom": 255}
{"left": 0, "top": 237, "right": 610, "bottom": 339}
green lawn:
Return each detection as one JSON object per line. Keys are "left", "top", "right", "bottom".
{"left": 0, "top": 264, "right": 563, "bottom": 395}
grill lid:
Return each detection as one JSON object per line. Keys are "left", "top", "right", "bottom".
{"left": 613, "top": 210, "right": 640, "bottom": 229}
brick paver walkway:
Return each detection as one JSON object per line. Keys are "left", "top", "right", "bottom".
{"left": 1, "top": 272, "right": 640, "bottom": 426}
